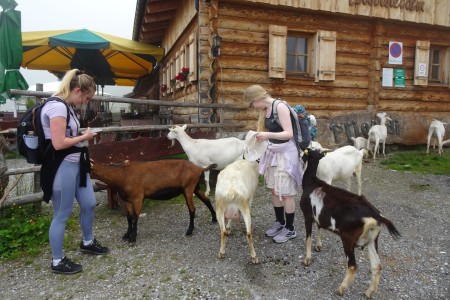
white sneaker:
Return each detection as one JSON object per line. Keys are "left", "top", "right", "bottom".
{"left": 265, "top": 221, "right": 284, "bottom": 237}
{"left": 273, "top": 227, "right": 297, "bottom": 243}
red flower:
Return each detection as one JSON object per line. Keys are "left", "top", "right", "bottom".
{"left": 175, "top": 67, "right": 190, "bottom": 82}
{"left": 160, "top": 84, "right": 167, "bottom": 93}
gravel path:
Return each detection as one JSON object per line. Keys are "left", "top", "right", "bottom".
{"left": 0, "top": 157, "right": 449, "bottom": 300}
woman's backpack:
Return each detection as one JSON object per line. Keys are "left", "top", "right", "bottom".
{"left": 16, "top": 97, "right": 69, "bottom": 164}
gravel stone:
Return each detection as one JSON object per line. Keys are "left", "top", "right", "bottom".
{"left": 0, "top": 158, "right": 449, "bottom": 299}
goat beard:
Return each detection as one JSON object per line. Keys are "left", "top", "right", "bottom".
{"left": 169, "top": 139, "right": 175, "bottom": 148}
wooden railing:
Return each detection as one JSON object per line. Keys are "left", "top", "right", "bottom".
{"left": 0, "top": 89, "right": 248, "bottom": 208}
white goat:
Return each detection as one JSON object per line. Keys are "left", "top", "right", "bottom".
{"left": 215, "top": 160, "right": 260, "bottom": 264}
{"left": 426, "top": 119, "right": 447, "bottom": 155}
{"left": 367, "top": 112, "right": 392, "bottom": 160}
{"left": 351, "top": 136, "right": 373, "bottom": 158}
{"left": 316, "top": 145, "right": 364, "bottom": 195}
{"left": 167, "top": 124, "right": 246, "bottom": 197}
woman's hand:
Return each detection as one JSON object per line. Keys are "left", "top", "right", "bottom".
{"left": 82, "top": 127, "right": 98, "bottom": 140}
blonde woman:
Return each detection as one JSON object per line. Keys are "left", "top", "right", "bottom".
{"left": 244, "top": 85, "right": 302, "bottom": 243}
{"left": 40, "top": 69, "right": 108, "bottom": 274}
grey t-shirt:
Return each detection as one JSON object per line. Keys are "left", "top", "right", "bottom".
{"left": 40, "top": 98, "right": 81, "bottom": 162}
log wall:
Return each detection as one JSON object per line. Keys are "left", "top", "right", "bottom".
{"left": 208, "top": 1, "right": 450, "bottom": 145}
{"left": 155, "top": 0, "right": 450, "bottom": 146}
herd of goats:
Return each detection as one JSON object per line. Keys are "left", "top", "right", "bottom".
{"left": 89, "top": 114, "right": 447, "bottom": 299}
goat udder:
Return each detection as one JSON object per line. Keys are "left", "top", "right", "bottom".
{"left": 225, "top": 208, "right": 241, "bottom": 220}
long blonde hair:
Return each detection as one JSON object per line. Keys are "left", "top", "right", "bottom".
{"left": 256, "top": 110, "right": 267, "bottom": 132}
{"left": 53, "top": 69, "right": 96, "bottom": 99}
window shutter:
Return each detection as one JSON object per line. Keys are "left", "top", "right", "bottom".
{"left": 180, "top": 46, "right": 186, "bottom": 87}
{"left": 269, "top": 25, "right": 287, "bottom": 79}
{"left": 315, "top": 30, "right": 336, "bottom": 82}
{"left": 162, "top": 67, "right": 167, "bottom": 96}
{"left": 175, "top": 51, "right": 180, "bottom": 89}
{"left": 166, "top": 64, "right": 171, "bottom": 94}
{"left": 414, "top": 40, "right": 430, "bottom": 86}
{"left": 188, "top": 33, "right": 198, "bottom": 81}
{"left": 169, "top": 59, "right": 174, "bottom": 93}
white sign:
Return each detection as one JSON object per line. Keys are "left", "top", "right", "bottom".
{"left": 388, "top": 42, "right": 403, "bottom": 65}
{"left": 382, "top": 68, "right": 393, "bottom": 87}
{"left": 418, "top": 63, "right": 427, "bottom": 77}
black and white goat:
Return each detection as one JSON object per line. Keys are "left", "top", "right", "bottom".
{"left": 300, "top": 149, "right": 401, "bottom": 299}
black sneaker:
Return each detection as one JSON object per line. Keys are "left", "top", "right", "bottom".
{"left": 51, "top": 257, "right": 82, "bottom": 275}
{"left": 79, "top": 238, "right": 109, "bottom": 255}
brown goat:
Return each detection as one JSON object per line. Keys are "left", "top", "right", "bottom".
{"left": 90, "top": 159, "right": 217, "bottom": 243}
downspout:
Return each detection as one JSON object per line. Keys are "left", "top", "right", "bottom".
{"left": 132, "top": 0, "right": 147, "bottom": 42}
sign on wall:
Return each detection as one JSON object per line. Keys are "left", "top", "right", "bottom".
{"left": 394, "top": 69, "right": 405, "bottom": 87}
{"left": 418, "top": 63, "right": 427, "bottom": 77}
{"left": 389, "top": 42, "right": 403, "bottom": 65}
{"left": 382, "top": 68, "right": 393, "bottom": 87}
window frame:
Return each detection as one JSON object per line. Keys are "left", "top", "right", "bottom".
{"left": 286, "top": 32, "right": 314, "bottom": 78}
{"left": 428, "top": 46, "right": 444, "bottom": 83}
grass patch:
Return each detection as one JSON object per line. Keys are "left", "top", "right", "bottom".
{"left": 4, "top": 150, "right": 24, "bottom": 160}
{"left": 0, "top": 204, "right": 78, "bottom": 261}
{"left": 380, "top": 145, "right": 450, "bottom": 175}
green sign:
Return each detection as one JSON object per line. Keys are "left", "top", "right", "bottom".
{"left": 394, "top": 68, "right": 405, "bottom": 87}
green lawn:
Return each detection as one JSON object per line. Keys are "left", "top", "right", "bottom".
{"left": 380, "top": 145, "right": 450, "bottom": 175}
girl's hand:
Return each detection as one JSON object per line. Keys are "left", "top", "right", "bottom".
{"left": 256, "top": 132, "right": 267, "bottom": 141}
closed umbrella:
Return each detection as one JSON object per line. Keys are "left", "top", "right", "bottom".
{"left": 21, "top": 29, "right": 164, "bottom": 87}
{"left": 0, "top": 0, "right": 28, "bottom": 104}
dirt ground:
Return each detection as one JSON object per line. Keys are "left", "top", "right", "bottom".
{"left": 0, "top": 156, "right": 449, "bottom": 300}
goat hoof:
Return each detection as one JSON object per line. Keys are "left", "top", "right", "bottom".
{"left": 218, "top": 252, "right": 225, "bottom": 259}
{"left": 303, "top": 257, "right": 312, "bottom": 266}
{"left": 336, "top": 286, "right": 345, "bottom": 296}
{"left": 315, "top": 245, "right": 322, "bottom": 252}
{"left": 251, "top": 257, "right": 259, "bottom": 264}
{"left": 211, "top": 218, "right": 218, "bottom": 224}
{"left": 185, "top": 229, "right": 194, "bottom": 236}
{"left": 364, "top": 289, "right": 375, "bottom": 299}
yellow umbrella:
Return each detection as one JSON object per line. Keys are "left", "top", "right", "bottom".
{"left": 21, "top": 29, "right": 164, "bottom": 86}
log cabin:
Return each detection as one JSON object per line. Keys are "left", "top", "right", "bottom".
{"left": 131, "top": 0, "right": 450, "bottom": 148}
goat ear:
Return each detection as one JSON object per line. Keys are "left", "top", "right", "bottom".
{"left": 182, "top": 124, "right": 187, "bottom": 130}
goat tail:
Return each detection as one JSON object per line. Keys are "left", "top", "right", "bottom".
{"left": 379, "top": 215, "right": 401, "bottom": 240}
{"left": 203, "top": 163, "right": 218, "bottom": 171}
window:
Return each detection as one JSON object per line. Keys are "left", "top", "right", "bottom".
{"left": 286, "top": 34, "right": 312, "bottom": 75}
{"left": 429, "top": 47, "right": 442, "bottom": 82}
{"left": 415, "top": 41, "right": 450, "bottom": 86}
{"left": 268, "top": 25, "right": 336, "bottom": 81}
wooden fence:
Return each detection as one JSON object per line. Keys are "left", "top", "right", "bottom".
{"left": 0, "top": 89, "right": 247, "bottom": 208}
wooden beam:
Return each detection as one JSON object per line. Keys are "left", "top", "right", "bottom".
{"left": 141, "top": 31, "right": 164, "bottom": 40}
{"left": 146, "top": 0, "right": 178, "bottom": 14}
{"left": 142, "top": 21, "right": 169, "bottom": 32}
{"left": 144, "top": 10, "right": 175, "bottom": 23}
{"left": 9, "top": 90, "right": 248, "bottom": 109}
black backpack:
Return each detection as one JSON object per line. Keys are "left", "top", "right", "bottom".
{"left": 271, "top": 99, "right": 304, "bottom": 150}
{"left": 17, "top": 97, "right": 70, "bottom": 164}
